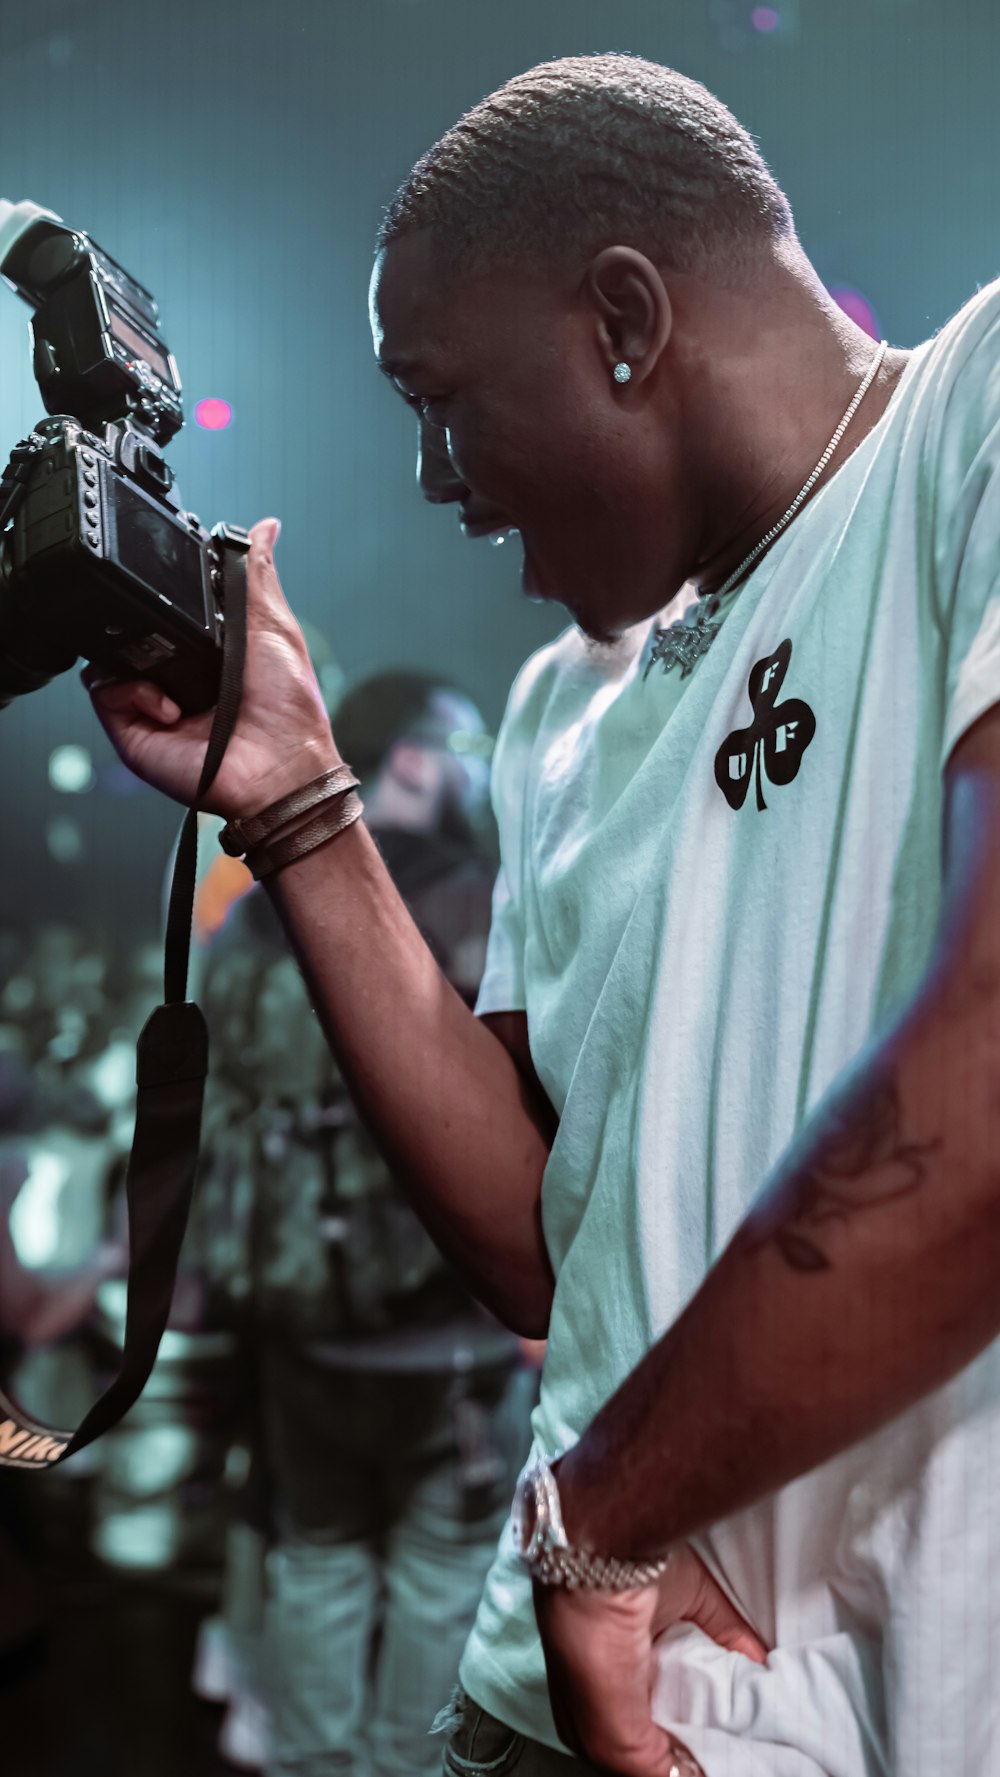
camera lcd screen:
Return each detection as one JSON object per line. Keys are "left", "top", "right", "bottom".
{"left": 113, "top": 480, "right": 207, "bottom": 630}
{"left": 108, "top": 308, "right": 173, "bottom": 385}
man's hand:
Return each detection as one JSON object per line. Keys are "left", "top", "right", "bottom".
{"left": 534, "top": 1544, "right": 767, "bottom": 1776}
{"left": 83, "top": 518, "right": 338, "bottom": 818}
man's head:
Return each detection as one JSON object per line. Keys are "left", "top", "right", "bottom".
{"left": 370, "top": 55, "right": 824, "bottom": 641}
{"left": 333, "top": 670, "right": 493, "bottom": 847}
{"left": 378, "top": 54, "right": 792, "bottom": 288}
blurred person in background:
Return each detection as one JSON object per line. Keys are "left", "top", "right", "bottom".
{"left": 0, "top": 930, "right": 131, "bottom": 1362}
{"left": 0, "top": 1003, "right": 127, "bottom": 1669}
{"left": 191, "top": 672, "right": 536, "bottom": 1777}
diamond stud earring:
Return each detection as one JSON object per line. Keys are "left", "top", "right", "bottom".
{"left": 613, "top": 362, "right": 632, "bottom": 385}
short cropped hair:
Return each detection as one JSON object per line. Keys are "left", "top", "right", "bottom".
{"left": 377, "top": 54, "right": 794, "bottom": 283}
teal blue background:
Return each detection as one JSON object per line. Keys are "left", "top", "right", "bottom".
{"left": 0, "top": 0, "right": 996, "bottom": 930}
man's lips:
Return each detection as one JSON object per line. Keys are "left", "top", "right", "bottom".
{"left": 457, "top": 509, "right": 543, "bottom": 593}
{"left": 458, "top": 509, "right": 519, "bottom": 540}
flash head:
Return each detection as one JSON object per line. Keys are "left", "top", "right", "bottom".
{"left": 0, "top": 198, "right": 248, "bottom": 715}
{"left": 0, "top": 198, "right": 183, "bottom": 449}
{"left": 0, "top": 199, "right": 65, "bottom": 281}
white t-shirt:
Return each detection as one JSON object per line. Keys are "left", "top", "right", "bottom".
{"left": 461, "top": 282, "right": 1000, "bottom": 1776}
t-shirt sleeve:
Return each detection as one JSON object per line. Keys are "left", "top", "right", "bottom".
{"left": 475, "top": 859, "right": 527, "bottom": 1016}
{"left": 930, "top": 288, "right": 1000, "bottom": 769}
{"left": 473, "top": 646, "right": 555, "bottom": 1018}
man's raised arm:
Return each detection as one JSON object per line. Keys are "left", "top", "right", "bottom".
{"left": 85, "top": 520, "right": 555, "bottom": 1336}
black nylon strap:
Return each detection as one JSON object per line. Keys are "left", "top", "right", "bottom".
{"left": 165, "top": 531, "right": 249, "bottom": 1005}
{"left": 0, "top": 527, "right": 251, "bottom": 1470}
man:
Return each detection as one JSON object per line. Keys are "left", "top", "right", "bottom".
{"left": 85, "top": 53, "right": 1000, "bottom": 1777}
{"left": 193, "top": 672, "right": 530, "bottom": 1776}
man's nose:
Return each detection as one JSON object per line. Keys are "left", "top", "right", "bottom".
{"left": 416, "top": 417, "right": 466, "bottom": 505}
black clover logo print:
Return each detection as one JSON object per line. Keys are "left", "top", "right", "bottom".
{"left": 714, "top": 638, "right": 816, "bottom": 812}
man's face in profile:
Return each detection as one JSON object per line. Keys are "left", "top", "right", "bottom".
{"left": 370, "top": 231, "right": 689, "bottom": 642}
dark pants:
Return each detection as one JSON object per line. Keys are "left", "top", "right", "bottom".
{"left": 435, "top": 1686, "right": 598, "bottom": 1775}
{"left": 436, "top": 1686, "right": 706, "bottom": 1777}
{"left": 260, "top": 1353, "right": 534, "bottom": 1777}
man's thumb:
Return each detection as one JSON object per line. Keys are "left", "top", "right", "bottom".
{"left": 251, "top": 516, "right": 281, "bottom": 556}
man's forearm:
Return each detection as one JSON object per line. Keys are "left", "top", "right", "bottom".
{"left": 558, "top": 981, "right": 1000, "bottom": 1557}
{"left": 266, "top": 818, "right": 556, "bottom": 1335}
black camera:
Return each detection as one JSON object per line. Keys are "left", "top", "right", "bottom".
{"left": 0, "top": 200, "right": 246, "bottom": 715}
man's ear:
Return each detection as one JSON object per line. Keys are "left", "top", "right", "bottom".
{"left": 585, "top": 246, "right": 672, "bottom": 388}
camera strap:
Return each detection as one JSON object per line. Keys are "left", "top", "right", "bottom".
{"left": 0, "top": 527, "right": 251, "bottom": 1470}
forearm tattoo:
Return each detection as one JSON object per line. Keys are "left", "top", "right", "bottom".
{"left": 744, "top": 1065, "right": 941, "bottom": 1274}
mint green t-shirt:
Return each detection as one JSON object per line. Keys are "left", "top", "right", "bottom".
{"left": 463, "top": 284, "right": 1000, "bottom": 1776}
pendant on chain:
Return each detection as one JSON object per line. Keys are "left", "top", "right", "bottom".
{"left": 643, "top": 609, "right": 722, "bottom": 681}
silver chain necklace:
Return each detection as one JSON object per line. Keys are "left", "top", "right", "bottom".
{"left": 643, "top": 338, "right": 889, "bottom": 681}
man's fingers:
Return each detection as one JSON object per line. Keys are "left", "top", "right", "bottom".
{"left": 80, "top": 662, "right": 130, "bottom": 697}
{"left": 651, "top": 1546, "right": 769, "bottom": 1665}
{"left": 547, "top": 1696, "right": 582, "bottom": 1760}
{"left": 686, "top": 1567, "right": 768, "bottom": 1665}
{"left": 82, "top": 671, "right": 181, "bottom": 726}
{"left": 536, "top": 1579, "right": 713, "bottom": 1776}
{"left": 129, "top": 682, "right": 182, "bottom": 723}
{"left": 559, "top": 1705, "right": 696, "bottom": 1777}
{"left": 552, "top": 1686, "right": 687, "bottom": 1776}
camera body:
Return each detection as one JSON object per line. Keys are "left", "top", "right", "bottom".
{"left": 0, "top": 415, "right": 231, "bottom": 713}
{"left": 0, "top": 200, "right": 241, "bottom": 714}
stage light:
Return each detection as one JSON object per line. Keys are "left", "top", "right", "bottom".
{"left": 711, "top": 0, "right": 798, "bottom": 49}
{"left": 48, "top": 744, "right": 95, "bottom": 793}
{"left": 46, "top": 816, "right": 84, "bottom": 863}
{"left": 195, "top": 398, "right": 233, "bottom": 431}
{"left": 448, "top": 731, "right": 494, "bottom": 759}
{"left": 9, "top": 1148, "right": 70, "bottom": 1267}
{"left": 828, "top": 286, "right": 881, "bottom": 341}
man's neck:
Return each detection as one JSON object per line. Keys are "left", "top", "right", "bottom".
{"left": 676, "top": 266, "right": 911, "bottom": 599}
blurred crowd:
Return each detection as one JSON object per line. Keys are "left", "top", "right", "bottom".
{"left": 0, "top": 671, "right": 541, "bottom": 1777}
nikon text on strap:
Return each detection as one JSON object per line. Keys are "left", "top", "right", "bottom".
{"left": 0, "top": 525, "right": 250, "bottom": 1470}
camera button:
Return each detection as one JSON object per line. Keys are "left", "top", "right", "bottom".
{"left": 83, "top": 470, "right": 98, "bottom": 487}
{"left": 84, "top": 488, "right": 99, "bottom": 508}
{"left": 80, "top": 450, "right": 96, "bottom": 467}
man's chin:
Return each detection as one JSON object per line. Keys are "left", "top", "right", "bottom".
{"left": 523, "top": 558, "right": 596, "bottom": 634}
{"left": 522, "top": 557, "right": 651, "bottom": 646}
{"left": 559, "top": 599, "right": 624, "bottom": 648}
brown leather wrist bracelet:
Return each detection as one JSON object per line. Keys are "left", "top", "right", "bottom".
{"left": 243, "top": 789, "right": 365, "bottom": 880}
{"left": 218, "top": 764, "right": 359, "bottom": 858}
